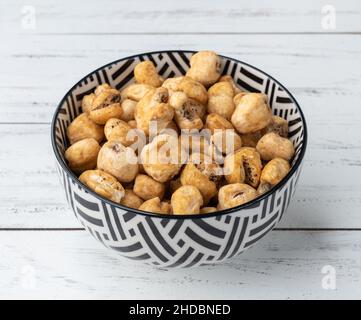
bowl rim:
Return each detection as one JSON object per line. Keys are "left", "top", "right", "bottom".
{"left": 51, "top": 50, "right": 308, "bottom": 220}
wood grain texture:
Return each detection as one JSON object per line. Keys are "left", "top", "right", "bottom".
{"left": 1, "top": 0, "right": 360, "bottom": 34}
{"left": 0, "top": 0, "right": 360, "bottom": 299}
{"left": 0, "top": 230, "right": 360, "bottom": 299}
{"left": 1, "top": 34, "right": 360, "bottom": 123}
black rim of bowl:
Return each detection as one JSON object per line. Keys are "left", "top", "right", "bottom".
{"left": 51, "top": 50, "right": 308, "bottom": 220}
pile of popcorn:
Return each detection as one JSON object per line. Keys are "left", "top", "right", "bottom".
{"left": 65, "top": 51, "right": 294, "bottom": 215}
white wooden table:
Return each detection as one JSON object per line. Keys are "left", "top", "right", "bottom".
{"left": 1, "top": 0, "right": 361, "bottom": 300}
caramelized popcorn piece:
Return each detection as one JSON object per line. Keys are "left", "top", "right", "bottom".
{"left": 140, "top": 134, "right": 186, "bottom": 183}
{"left": 200, "top": 207, "right": 218, "bottom": 214}
{"left": 256, "top": 132, "right": 295, "bottom": 161}
{"left": 258, "top": 158, "right": 290, "bottom": 194}
{"left": 190, "top": 153, "right": 223, "bottom": 185}
{"left": 138, "top": 197, "right": 172, "bottom": 214}
{"left": 94, "top": 84, "right": 112, "bottom": 96}
{"left": 169, "top": 91, "right": 204, "bottom": 130}
{"left": 162, "top": 76, "right": 208, "bottom": 105}
{"left": 231, "top": 93, "right": 272, "bottom": 134}
{"left": 133, "top": 174, "right": 165, "bottom": 200}
{"left": 186, "top": 51, "right": 221, "bottom": 87}
{"left": 134, "top": 87, "right": 174, "bottom": 136}
{"left": 79, "top": 169, "right": 125, "bottom": 203}
{"left": 207, "top": 81, "right": 235, "bottom": 120}
{"left": 104, "top": 118, "right": 137, "bottom": 147}
{"left": 218, "top": 183, "right": 258, "bottom": 210}
{"left": 120, "top": 189, "right": 143, "bottom": 209}
{"left": 233, "top": 91, "right": 249, "bottom": 106}
{"left": 218, "top": 75, "right": 242, "bottom": 95}
{"left": 89, "top": 88, "right": 123, "bottom": 124}
{"left": 264, "top": 115, "right": 289, "bottom": 138}
{"left": 205, "top": 113, "right": 234, "bottom": 134}
{"left": 210, "top": 130, "right": 242, "bottom": 158}
{"left": 134, "top": 61, "right": 164, "bottom": 87}
{"left": 67, "top": 113, "right": 104, "bottom": 145}
{"left": 224, "top": 147, "right": 262, "bottom": 188}
{"left": 218, "top": 183, "right": 258, "bottom": 209}
{"left": 121, "top": 83, "right": 155, "bottom": 101}
{"left": 171, "top": 185, "right": 203, "bottom": 215}
{"left": 65, "top": 138, "right": 100, "bottom": 174}
{"left": 180, "top": 161, "right": 218, "bottom": 205}
{"left": 81, "top": 93, "right": 95, "bottom": 114}
{"left": 97, "top": 140, "right": 139, "bottom": 183}
{"left": 127, "top": 120, "right": 137, "bottom": 129}
{"left": 120, "top": 99, "right": 138, "bottom": 122}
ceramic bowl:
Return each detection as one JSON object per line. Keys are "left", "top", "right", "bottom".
{"left": 51, "top": 50, "right": 307, "bottom": 268}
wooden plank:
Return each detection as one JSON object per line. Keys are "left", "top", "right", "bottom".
{"left": 0, "top": 230, "right": 360, "bottom": 299}
{"left": 1, "top": 0, "right": 360, "bottom": 34}
{"left": 0, "top": 34, "right": 360, "bottom": 123}
{"left": 0, "top": 123, "right": 360, "bottom": 228}
{"left": 0, "top": 1, "right": 359, "bottom": 300}
{"left": 0, "top": 124, "right": 76, "bottom": 228}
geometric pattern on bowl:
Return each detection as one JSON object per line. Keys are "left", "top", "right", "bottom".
{"left": 52, "top": 51, "right": 307, "bottom": 268}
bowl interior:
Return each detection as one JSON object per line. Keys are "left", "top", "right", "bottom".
{"left": 52, "top": 50, "right": 306, "bottom": 209}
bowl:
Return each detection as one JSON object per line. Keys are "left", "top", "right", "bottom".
{"left": 51, "top": 50, "right": 307, "bottom": 268}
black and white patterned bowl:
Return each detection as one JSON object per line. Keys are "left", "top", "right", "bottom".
{"left": 51, "top": 50, "right": 307, "bottom": 268}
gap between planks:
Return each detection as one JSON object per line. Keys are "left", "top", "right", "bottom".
{"left": 31, "top": 32, "right": 361, "bottom": 36}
